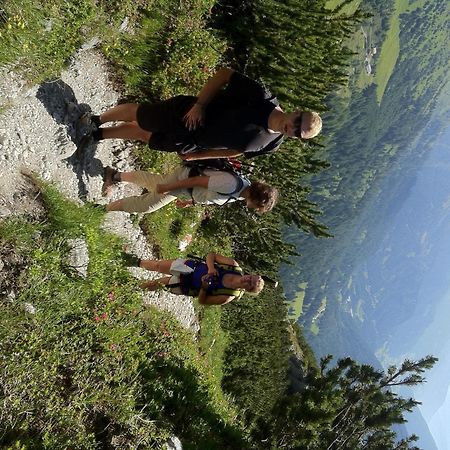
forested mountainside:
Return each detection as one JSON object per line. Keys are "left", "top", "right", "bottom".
{"left": 281, "top": 0, "right": 450, "bottom": 360}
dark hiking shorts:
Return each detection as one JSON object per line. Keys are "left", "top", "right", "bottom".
{"left": 136, "top": 95, "right": 199, "bottom": 153}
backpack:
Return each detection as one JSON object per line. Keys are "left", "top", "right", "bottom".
{"left": 167, "top": 257, "right": 244, "bottom": 299}
{"left": 183, "top": 158, "right": 250, "bottom": 204}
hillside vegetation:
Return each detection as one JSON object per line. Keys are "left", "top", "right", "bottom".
{"left": 0, "top": 0, "right": 438, "bottom": 448}
{"left": 282, "top": 0, "right": 449, "bottom": 363}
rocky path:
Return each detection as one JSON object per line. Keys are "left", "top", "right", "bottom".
{"left": 0, "top": 48, "right": 199, "bottom": 334}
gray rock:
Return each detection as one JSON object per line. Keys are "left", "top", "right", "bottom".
{"left": 120, "top": 17, "right": 129, "bottom": 31}
{"left": 164, "top": 436, "right": 183, "bottom": 450}
{"left": 0, "top": 206, "right": 12, "bottom": 218}
{"left": 43, "top": 19, "right": 53, "bottom": 32}
{"left": 80, "top": 37, "right": 101, "bottom": 51}
{"left": 24, "top": 302, "right": 36, "bottom": 314}
{"left": 66, "top": 238, "right": 89, "bottom": 278}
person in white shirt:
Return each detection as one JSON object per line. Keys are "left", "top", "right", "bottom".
{"left": 102, "top": 165, "right": 278, "bottom": 214}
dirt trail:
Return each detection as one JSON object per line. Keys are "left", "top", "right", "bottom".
{"left": 0, "top": 48, "right": 199, "bottom": 333}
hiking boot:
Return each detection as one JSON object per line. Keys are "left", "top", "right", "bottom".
{"left": 76, "top": 111, "right": 102, "bottom": 143}
{"left": 78, "top": 111, "right": 98, "bottom": 132}
{"left": 102, "top": 166, "right": 119, "bottom": 197}
{"left": 121, "top": 252, "right": 141, "bottom": 267}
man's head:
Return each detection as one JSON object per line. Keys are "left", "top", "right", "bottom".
{"left": 283, "top": 111, "right": 322, "bottom": 139}
{"left": 246, "top": 181, "right": 279, "bottom": 213}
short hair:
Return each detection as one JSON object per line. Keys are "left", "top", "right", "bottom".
{"left": 248, "top": 182, "right": 279, "bottom": 213}
{"left": 247, "top": 275, "right": 265, "bottom": 295}
{"left": 300, "top": 111, "right": 322, "bottom": 139}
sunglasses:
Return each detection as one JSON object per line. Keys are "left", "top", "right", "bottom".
{"left": 293, "top": 112, "right": 304, "bottom": 138}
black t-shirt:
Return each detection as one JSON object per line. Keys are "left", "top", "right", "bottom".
{"left": 144, "top": 72, "right": 284, "bottom": 156}
{"left": 192, "top": 72, "right": 284, "bottom": 158}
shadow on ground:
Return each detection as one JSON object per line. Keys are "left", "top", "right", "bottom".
{"left": 36, "top": 80, "right": 103, "bottom": 200}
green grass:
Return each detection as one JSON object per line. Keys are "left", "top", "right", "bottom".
{"left": 328, "top": 0, "right": 430, "bottom": 104}
{"left": 0, "top": 0, "right": 225, "bottom": 90}
{"left": 0, "top": 0, "right": 157, "bottom": 81}
{"left": 139, "top": 194, "right": 234, "bottom": 260}
{"left": 324, "top": 0, "right": 371, "bottom": 101}
{"left": 287, "top": 282, "right": 307, "bottom": 320}
{"left": 197, "top": 307, "right": 229, "bottom": 382}
{"left": 0, "top": 180, "right": 245, "bottom": 448}
{"left": 374, "top": 0, "right": 426, "bottom": 103}
{"left": 374, "top": 0, "right": 402, "bottom": 103}
{"left": 325, "top": 0, "right": 362, "bottom": 15}
{"left": 1, "top": 0, "right": 96, "bottom": 81}
{"left": 104, "top": 0, "right": 226, "bottom": 101}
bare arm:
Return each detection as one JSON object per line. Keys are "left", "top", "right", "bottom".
{"left": 198, "top": 252, "right": 239, "bottom": 305}
{"left": 205, "top": 252, "right": 217, "bottom": 275}
{"left": 195, "top": 68, "right": 235, "bottom": 108}
{"left": 207, "top": 253, "right": 239, "bottom": 267}
{"left": 180, "top": 149, "right": 243, "bottom": 160}
{"left": 184, "top": 68, "right": 235, "bottom": 130}
{"left": 156, "top": 175, "right": 210, "bottom": 194}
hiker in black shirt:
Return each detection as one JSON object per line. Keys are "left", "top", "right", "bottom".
{"left": 85, "top": 68, "right": 322, "bottom": 159}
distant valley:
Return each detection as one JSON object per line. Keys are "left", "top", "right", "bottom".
{"left": 281, "top": 0, "right": 449, "bottom": 447}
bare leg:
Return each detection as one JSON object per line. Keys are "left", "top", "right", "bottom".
{"left": 103, "top": 170, "right": 161, "bottom": 195}
{"left": 100, "top": 103, "right": 140, "bottom": 123}
{"left": 140, "top": 259, "right": 175, "bottom": 275}
{"left": 141, "top": 276, "right": 172, "bottom": 290}
{"left": 119, "top": 171, "right": 153, "bottom": 185}
{"left": 105, "top": 169, "right": 180, "bottom": 213}
{"left": 101, "top": 122, "right": 151, "bottom": 142}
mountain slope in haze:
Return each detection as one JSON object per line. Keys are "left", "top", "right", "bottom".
{"left": 281, "top": 0, "right": 449, "bottom": 353}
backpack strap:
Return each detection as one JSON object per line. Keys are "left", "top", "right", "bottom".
{"left": 211, "top": 287, "right": 244, "bottom": 299}
{"left": 209, "top": 263, "right": 245, "bottom": 298}
{"left": 244, "top": 133, "right": 284, "bottom": 159}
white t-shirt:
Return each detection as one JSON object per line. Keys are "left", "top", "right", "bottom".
{"left": 175, "top": 168, "right": 250, "bottom": 205}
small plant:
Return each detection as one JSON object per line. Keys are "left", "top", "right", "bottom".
{"left": 104, "top": 0, "right": 226, "bottom": 101}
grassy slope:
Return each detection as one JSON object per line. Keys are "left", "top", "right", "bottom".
{"left": 375, "top": 0, "right": 427, "bottom": 103}
{"left": 326, "top": 0, "right": 430, "bottom": 105}
{"left": 0, "top": 181, "right": 244, "bottom": 448}
{"left": 325, "top": 0, "right": 362, "bottom": 14}
{"left": 324, "top": 0, "right": 372, "bottom": 100}
{"left": 287, "top": 281, "right": 307, "bottom": 321}
{"left": 0, "top": 2, "right": 244, "bottom": 447}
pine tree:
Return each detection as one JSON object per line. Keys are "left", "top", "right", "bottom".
{"left": 262, "top": 355, "right": 437, "bottom": 449}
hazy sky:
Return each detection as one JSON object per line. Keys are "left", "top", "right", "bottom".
{"left": 376, "top": 123, "right": 450, "bottom": 449}
{"left": 421, "top": 125, "right": 450, "bottom": 450}
{"left": 428, "top": 383, "right": 450, "bottom": 450}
